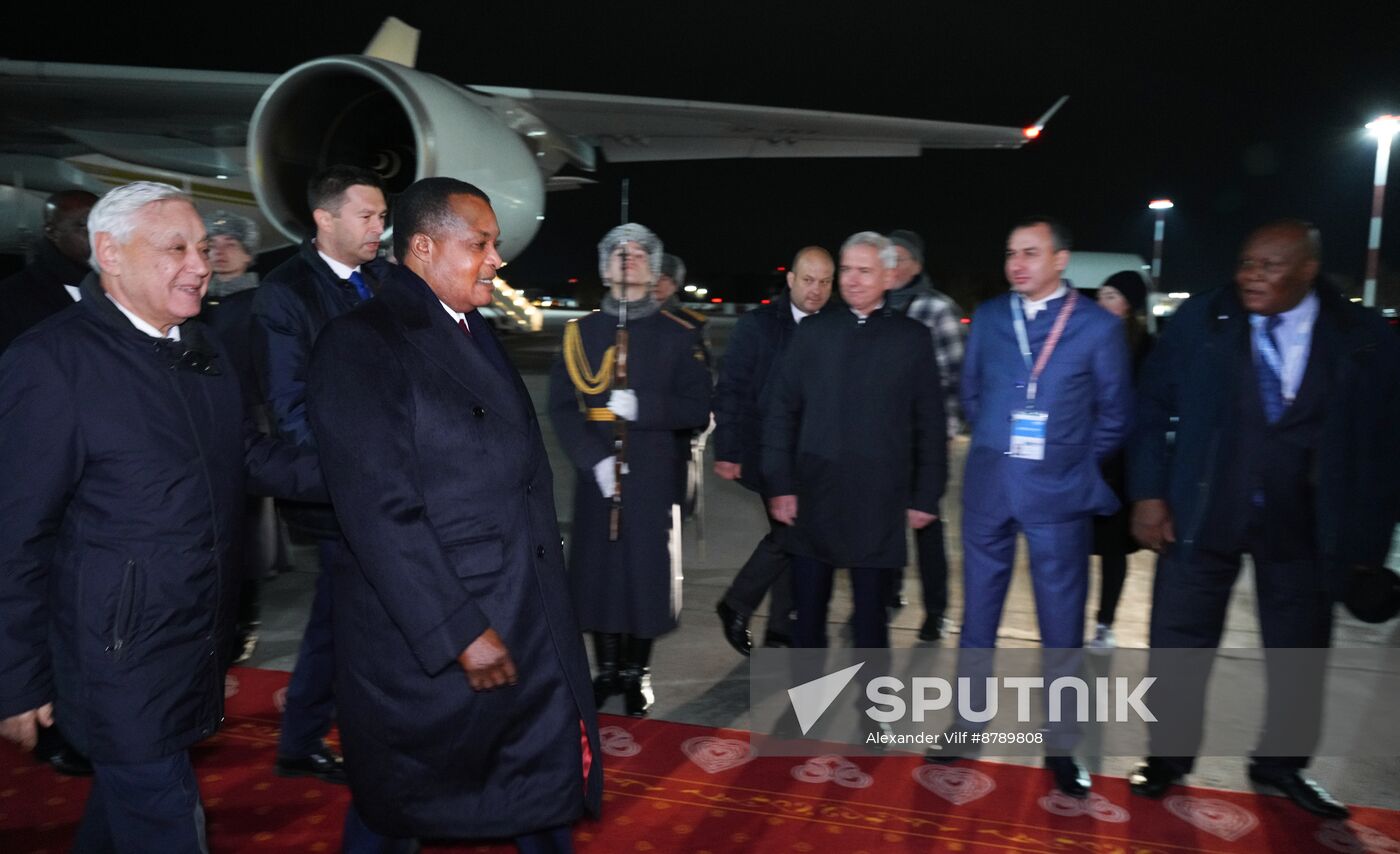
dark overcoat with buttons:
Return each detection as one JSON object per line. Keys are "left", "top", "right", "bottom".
{"left": 0, "top": 274, "right": 324, "bottom": 762}
{"left": 761, "top": 306, "right": 947, "bottom": 568}
{"left": 547, "top": 308, "right": 712, "bottom": 638}
{"left": 305, "top": 266, "right": 602, "bottom": 839}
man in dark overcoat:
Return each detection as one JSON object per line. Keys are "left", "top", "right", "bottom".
{"left": 0, "top": 189, "right": 100, "bottom": 776}
{"left": 0, "top": 181, "right": 323, "bottom": 853}
{"left": 548, "top": 224, "right": 712, "bottom": 717}
{"left": 0, "top": 189, "right": 98, "bottom": 356}
{"left": 712, "top": 245, "right": 834, "bottom": 653}
{"left": 306, "top": 178, "right": 602, "bottom": 853}
{"left": 761, "top": 231, "right": 947, "bottom": 649}
{"left": 1126, "top": 220, "right": 1400, "bottom": 818}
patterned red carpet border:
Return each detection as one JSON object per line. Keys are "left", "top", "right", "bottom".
{"left": 2, "top": 666, "right": 1398, "bottom": 853}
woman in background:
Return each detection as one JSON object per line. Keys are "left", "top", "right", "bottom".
{"left": 1088, "top": 270, "right": 1153, "bottom": 649}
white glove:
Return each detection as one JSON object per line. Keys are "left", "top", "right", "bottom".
{"left": 593, "top": 456, "right": 617, "bottom": 499}
{"left": 607, "top": 389, "right": 638, "bottom": 422}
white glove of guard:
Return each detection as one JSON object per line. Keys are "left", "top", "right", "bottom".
{"left": 593, "top": 456, "right": 617, "bottom": 499}
{"left": 607, "top": 389, "right": 639, "bottom": 422}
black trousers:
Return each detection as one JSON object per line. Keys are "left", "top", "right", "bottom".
{"left": 721, "top": 495, "right": 794, "bottom": 638}
{"left": 1095, "top": 551, "right": 1128, "bottom": 626}
{"left": 792, "top": 555, "right": 894, "bottom": 648}
{"left": 887, "top": 515, "right": 950, "bottom": 621}
{"left": 1147, "top": 543, "right": 1332, "bottom": 775}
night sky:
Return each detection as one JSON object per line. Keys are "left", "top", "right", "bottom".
{"left": 6, "top": 3, "right": 1400, "bottom": 306}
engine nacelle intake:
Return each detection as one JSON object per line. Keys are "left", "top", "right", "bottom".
{"left": 248, "top": 56, "right": 544, "bottom": 260}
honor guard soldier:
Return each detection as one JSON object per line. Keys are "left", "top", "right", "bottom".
{"left": 549, "top": 225, "right": 712, "bottom": 717}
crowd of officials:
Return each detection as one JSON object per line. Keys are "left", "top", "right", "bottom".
{"left": 0, "top": 170, "right": 1397, "bottom": 852}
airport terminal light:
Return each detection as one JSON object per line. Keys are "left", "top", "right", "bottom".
{"left": 1147, "top": 199, "right": 1174, "bottom": 289}
{"left": 1364, "top": 115, "right": 1399, "bottom": 307}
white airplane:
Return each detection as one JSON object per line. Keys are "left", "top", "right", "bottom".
{"left": 0, "top": 17, "right": 1067, "bottom": 260}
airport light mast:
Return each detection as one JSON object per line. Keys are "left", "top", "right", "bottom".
{"left": 1147, "top": 199, "right": 1174, "bottom": 290}
{"left": 1364, "top": 115, "right": 1398, "bottom": 308}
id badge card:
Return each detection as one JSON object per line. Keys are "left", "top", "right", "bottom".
{"left": 1009, "top": 409, "right": 1049, "bottom": 460}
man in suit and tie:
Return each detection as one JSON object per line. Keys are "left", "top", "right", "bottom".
{"left": 0, "top": 190, "right": 99, "bottom": 356}
{"left": 1126, "top": 220, "right": 1399, "bottom": 818}
{"left": 949, "top": 217, "right": 1132, "bottom": 797}
{"left": 306, "top": 177, "right": 601, "bottom": 852}
{"left": 251, "top": 164, "right": 391, "bottom": 784}
{"left": 713, "top": 246, "right": 834, "bottom": 653}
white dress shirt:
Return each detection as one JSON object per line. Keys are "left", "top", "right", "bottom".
{"left": 1250, "top": 289, "right": 1319, "bottom": 402}
{"left": 318, "top": 249, "right": 361, "bottom": 282}
{"left": 107, "top": 295, "right": 180, "bottom": 341}
{"left": 1020, "top": 283, "right": 1068, "bottom": 321}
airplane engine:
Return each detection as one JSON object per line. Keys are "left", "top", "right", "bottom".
{"left": 248, "top": 56, "right": 544, "bottom": 260}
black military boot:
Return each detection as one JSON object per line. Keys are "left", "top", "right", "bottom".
{"left": 592, "top": 632, "right": 623, "bottom": 708}
{"left": 621, "top": 635, "right": 655, "bottom": 717}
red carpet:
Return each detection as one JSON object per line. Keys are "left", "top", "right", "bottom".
{"left": 3, "top": 666, "right": 1399, "bottom": 852}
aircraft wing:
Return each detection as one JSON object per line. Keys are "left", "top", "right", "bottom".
{"left": 471, "top": 86, "right": 1033, "bottom": 162}
{"left": 0, "top": 61, "right": 274, "bottom": 165}
{"left": 0, "top": 19, "right": 1060, "bottom": 254}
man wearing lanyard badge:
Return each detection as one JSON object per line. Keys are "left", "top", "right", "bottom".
{"left": 950, "top": 217, "right": 1132, "bottom": 796}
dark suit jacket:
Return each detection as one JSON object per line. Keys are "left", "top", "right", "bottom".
{"left": 251, "top": 240, "right": 390, "bottom": 538}
{"left": 713, "top": 293, "right": 803, "bottom": 495}
{"left": 306, "top": 266, "right": 602, "bottom": 838}
{"left": 961, "top": 290, "right": 1133, "bottom": 523}
{"left": 0, "top": 274, "right": 322, "bottom": 761}
{"left": 1129, "top": 281, "right": 1400, "bottom": 592}
{"left": 0, "top": 240, "right": 86, "bottom": 355}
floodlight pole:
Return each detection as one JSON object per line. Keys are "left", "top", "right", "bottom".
{"left": 1147, "top": 199, "right": 1174, "bottom": 290}
{"left": 1364, "top": 116, "right": 1398, "bottom": 308}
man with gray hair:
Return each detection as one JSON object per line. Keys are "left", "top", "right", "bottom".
{"left": 0, "top": 181, "right": 323, "bottom": 852}
{"left": 762, "top": 231, "right": 946, "bottom": 648}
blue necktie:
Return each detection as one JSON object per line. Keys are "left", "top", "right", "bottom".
{"left": 347, "top": 270, "right": 372, "bottom": 301}
{"left": 459, "top": 312, "right": 511, "bottom": 377}
{"left": 1255, "top": 315, "right": 1286, "bottom": 424}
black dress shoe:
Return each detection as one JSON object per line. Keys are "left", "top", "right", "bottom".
{"left": 592, "top": 672, "right": 622, "bottom": 708}
{"left": 622, "top": 669, "right": 654, "bottom": 717}
{"left": 1248, "top": 767, "right": 1351, "bottom": 819}
{"left": 34, "top": 743, "right": 94, "bottom": 777}
{"left": 715, "top": 601, "right": 752, "bottom": 656}
{"left": 924, "top": 726, "right": 981, "bottom": 764}
{"left": 1129, "top": 757, "right": 1182, "bottom": 798}
{"left": 918, "top": 617, "right": 943, "bottom": 642}
{"left": 1047, "top": 756, "right": 1090, "bottom": 799}
{"left": 761, "top": 630, "right": 792, "bottom": 648}
{"left": 276, "top": 747, "right": 347, "bottom": 784}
